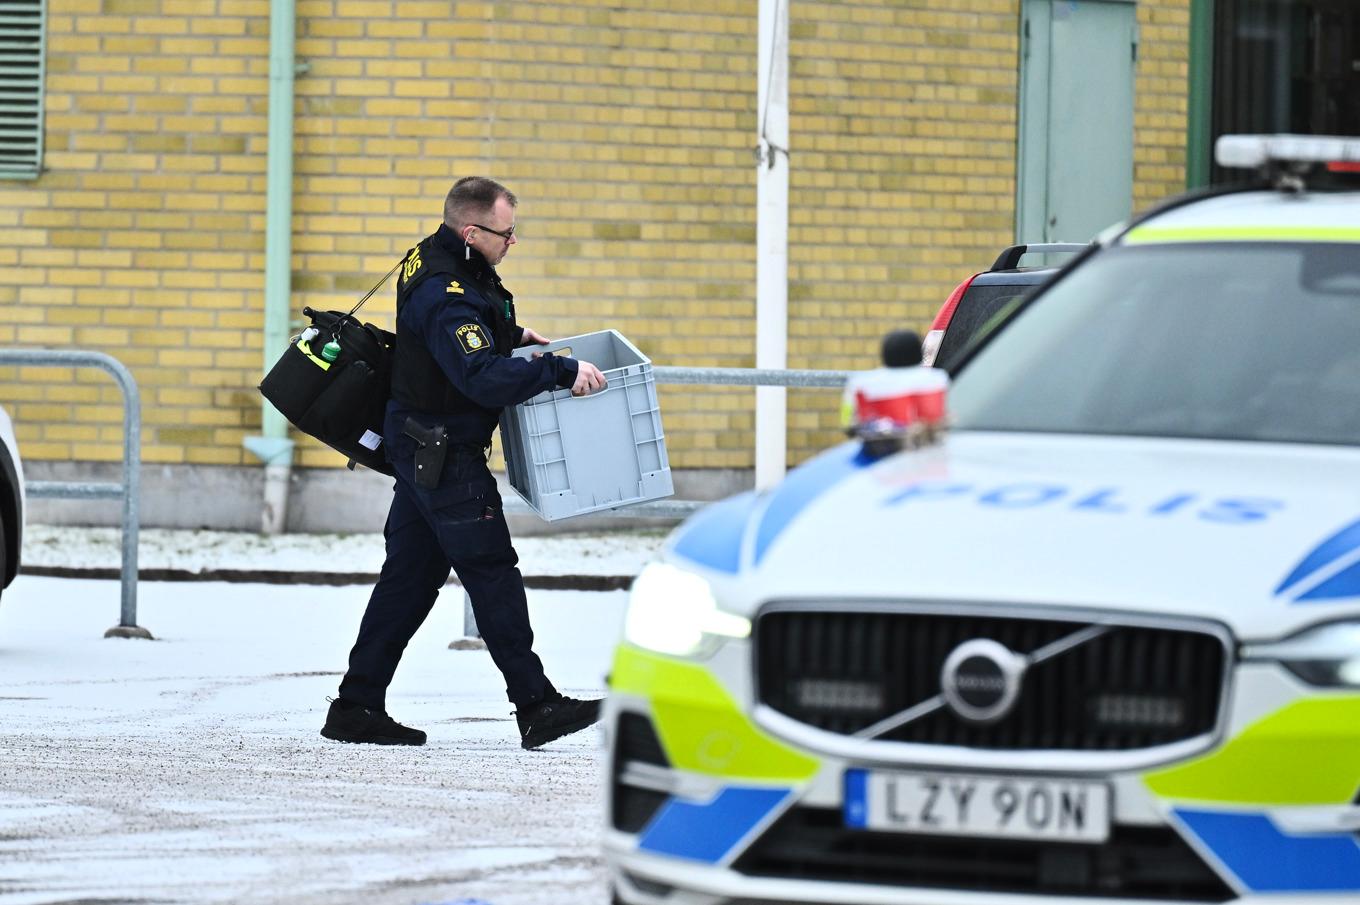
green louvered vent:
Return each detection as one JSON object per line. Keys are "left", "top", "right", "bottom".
{"left": 0, "top": 0, "right": 44, "bottom": 179}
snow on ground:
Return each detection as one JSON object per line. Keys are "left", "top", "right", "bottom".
{"left": 21, "top": 524, "right": 668, "bottom": 577}
{"left": 0, "top": 572, "right": 629, "bottom": 905}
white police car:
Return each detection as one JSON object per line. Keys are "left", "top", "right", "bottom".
{"left": 0, "top": 402, "right": 24, "bottom": 602}
{"left": 605, "top": 135, "right": 1360, "bottom": 905}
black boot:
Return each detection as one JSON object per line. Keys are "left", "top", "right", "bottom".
{"left": 515, "top": 691, "right": 602, "bottom": 750}
{"left": 320, "top": 698, "right": 426, "bottom": 746}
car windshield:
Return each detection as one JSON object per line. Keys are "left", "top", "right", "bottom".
{"left": 950, "top": 241, "right": 1360, "bottom": 445}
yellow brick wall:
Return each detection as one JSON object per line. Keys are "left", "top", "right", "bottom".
{"left": 785, "top": 0, "right": 1022, "bottom": 455}
{"left": 0, "top": 0, "right": 272, "bottom": 466}
{"left": 286, "top": 0, "right": 763, "bottom": 469}
{"left": 1133, "top": 0, "right": 1192, "bottom": 209}
{"left": 1, "top": 0, "right": 1189, "bottom": 474}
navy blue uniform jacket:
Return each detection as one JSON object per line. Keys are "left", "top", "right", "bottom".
{"left": 384, "top": 226, "right": 577, "bottom": 460}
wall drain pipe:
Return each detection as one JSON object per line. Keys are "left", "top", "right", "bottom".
{"left": 245, "top": 0, "right": 299, "bottom": 533}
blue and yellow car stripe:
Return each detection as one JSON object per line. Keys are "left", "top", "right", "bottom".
{"left": 611, "top": 646, "right": 821, "bottom": 864}
{"left": 668, "top": 441, "right": 874, "bottom": 576}
{"left": 1146, "top": 696, "right": 1360, "bottom": 893}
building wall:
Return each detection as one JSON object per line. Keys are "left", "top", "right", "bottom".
{"left": 785, "top": 0, "right": 1020, "bottom": 452}
{"left": 1134, "top": 0, "right": 1193, "bottom": 207}
{"left": 1, "top": 0, "right": 277, "bottom": 468}
{"left": 0, "top": 0, "right": 1190, "bottom": 485}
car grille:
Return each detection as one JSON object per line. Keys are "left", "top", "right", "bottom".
{"left": 755, "top": 609, "right": 1226, "bottom": 750}
{"left": 611, "top": 712, "right": 670, "bottom": 833}
{"left": 731, "top": 806, "right": 1234, "bottom": 901}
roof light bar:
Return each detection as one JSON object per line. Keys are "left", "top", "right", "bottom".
{"left": 1216, "top": 134, "right": 1360, "bottom": 170}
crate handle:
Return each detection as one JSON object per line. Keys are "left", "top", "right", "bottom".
{"left": 571, "top": 380, "right": 615, "bottom": 400}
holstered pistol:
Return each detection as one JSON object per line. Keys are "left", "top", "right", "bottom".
{"left": 402, "top": 418, "right": 448, "bottom": 490}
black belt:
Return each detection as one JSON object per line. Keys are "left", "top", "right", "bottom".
{"left": 449, "top": 442, "right": 493, "bottom": 461}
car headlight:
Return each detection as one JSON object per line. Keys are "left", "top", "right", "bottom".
{"left": 1241, "top": 621, "right": 1360, "bottom": 687}
{"left": 623, "top": 562, "right": 751, "bottom": 658}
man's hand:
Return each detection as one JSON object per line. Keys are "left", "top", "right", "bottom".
{"left": 518, "top": 326, "right": 550, "bottom": 347}
{"left": 571, "top": 361, "right": 607, "bottom": 397}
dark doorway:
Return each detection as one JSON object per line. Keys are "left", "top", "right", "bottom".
{"left": 1212, "top": 0, "right": 1360, "bottom": 181}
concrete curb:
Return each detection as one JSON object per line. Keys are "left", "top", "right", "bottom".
{"left": 19, "top": 565, "right": 634, "bottom": 592}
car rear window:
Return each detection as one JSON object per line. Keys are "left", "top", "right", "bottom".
{"left": 935, "top": 283, "right": 1032, "bottom": 370}
{"left": 950, "top": 242, "right": 1360, "bottom": 446}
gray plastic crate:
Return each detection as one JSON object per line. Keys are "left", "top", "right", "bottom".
{"left": 499, "top": 329, "right": 674, "bottom": 521}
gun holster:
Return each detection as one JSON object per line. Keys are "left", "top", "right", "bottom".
{"left": 402, "top": 418, "right": 448, "bottom": 490}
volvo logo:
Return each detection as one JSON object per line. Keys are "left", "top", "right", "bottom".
{"left": 940, "top": 639, "right": 1027, "bottom": 725}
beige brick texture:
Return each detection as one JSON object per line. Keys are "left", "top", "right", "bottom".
{"left": 1134, "top": 0, "right": 1192, "bottom": 208}
{"left": 2, "top": 0, "right": 1188, "bottom": 473}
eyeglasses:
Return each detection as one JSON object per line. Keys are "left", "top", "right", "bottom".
{"left": 472, "top": 222, "right": 516, "bottom": 241}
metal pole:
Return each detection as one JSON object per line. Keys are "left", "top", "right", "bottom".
{"left": 117, "top": 356, "right": 141, "bottom": 634}
{"left": 448, "top": 588, "right": 485, "bottom": 649}
{"left": 756, "top": 0, "right": 790, "bottom": 491}
{"left": 264, "top": 0, "right": 296, "bottom": 426}
{"left": 655, "top": 366, "right": 848, "bottom": 388}
{"left": 247, "top": 0, "right": 299, "bottom": 534}
{"left": 464, "top": 590, "right": 478, "bottom": 638}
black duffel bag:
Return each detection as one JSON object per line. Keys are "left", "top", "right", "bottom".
{"left": 258, "top": 267, "right": 398, "bottom": 475}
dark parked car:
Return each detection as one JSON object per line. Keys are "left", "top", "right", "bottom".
{"left": 922, "top": 243, "right": 1086, "bottom": 370}
{"left": 0, "top": 403, "right": 24, "bottom": 602}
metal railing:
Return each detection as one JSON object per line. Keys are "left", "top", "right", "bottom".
{"left": 460, "top": 364, "right": 852, "bottom": 639}
{"left": 0, "top": 349, "right": 150, "bottom": 640}
{"left": 653, "top": 365, "right": 851, "bottom": 388}
{"left": 5, "top": 354, "right": 847, "bottom": 643}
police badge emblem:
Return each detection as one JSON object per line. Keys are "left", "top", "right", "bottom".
{"left": 455, "top": 323, "right": 490, "bottom": 354}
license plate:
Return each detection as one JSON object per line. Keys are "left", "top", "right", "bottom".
{"left": 844, "top": 769, "right": 1111, "bottom": 843}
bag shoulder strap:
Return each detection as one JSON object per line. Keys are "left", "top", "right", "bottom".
{"left": 347, "top": 259, "right": 403, "bottom": 318}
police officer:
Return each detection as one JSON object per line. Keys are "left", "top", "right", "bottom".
{"left": 322, "top": 177, "right": 607, "bottom": 750}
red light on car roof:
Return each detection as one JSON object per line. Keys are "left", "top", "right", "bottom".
{"left": 930, "top": 273, "right": 980, "bottom": 331}
{"left": 1326, "top": 161, "right": 1360, "bottom": 173}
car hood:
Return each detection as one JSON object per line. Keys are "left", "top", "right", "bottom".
{"left": 667, "top": 432, "right": 1360, "bottom": 641}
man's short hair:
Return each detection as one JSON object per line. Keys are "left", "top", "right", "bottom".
{"left": 443, "top": 176, "right": 517, "bottom": 229}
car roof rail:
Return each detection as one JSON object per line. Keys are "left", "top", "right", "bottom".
{"left": 989, "top": 243, "right": 1088, "bottom": 272}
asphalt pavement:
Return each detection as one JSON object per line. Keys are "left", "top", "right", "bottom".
{"left": 0, "top": 574, "right": 624, "bottom": 905}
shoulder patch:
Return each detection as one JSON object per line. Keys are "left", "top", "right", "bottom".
{"left": 446, "top": 281, "right": 464, "bottom": 295}
{"left": 399, "top": 246, "right": 423, "bottom": 287}
{"left": 455, "top": 323, "right": 490, "bottom": 354}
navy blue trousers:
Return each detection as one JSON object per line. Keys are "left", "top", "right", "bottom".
{"left": 337, "top": 452, "right": 551, "bottom": 710}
